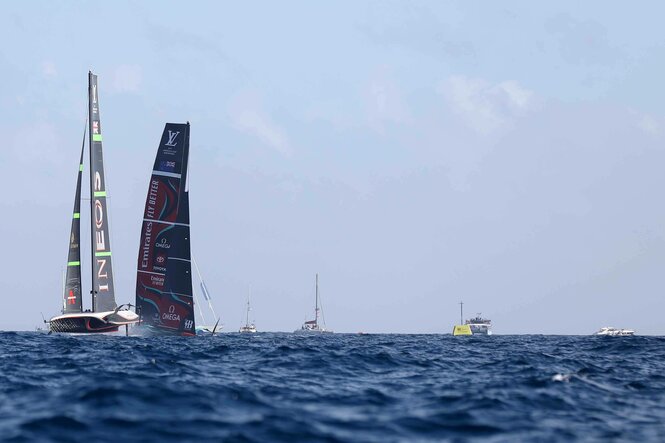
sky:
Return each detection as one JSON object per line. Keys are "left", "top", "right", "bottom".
{"left": 2, "top": 1, "right": 665, "bottom": 334}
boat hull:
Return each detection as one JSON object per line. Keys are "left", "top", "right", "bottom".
{"left": 595, "top": 327, "right": 635, "bottom": 336}
{"left": 453, "top": 324, "right": 472, "bottom": 336}
{"left": 468, "top": 324, "right": 492, "bottom": 335}
{"left": 49, "top": 310, "right": 139, "bottom": 334}
{"left": 293, "top": 328, "right": 333, "bottom": 334}
{"left": 131, "top": 324, "right": 196, "bottom": 337}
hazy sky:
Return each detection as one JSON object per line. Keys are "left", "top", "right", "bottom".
{"left": 2, "top": 2, "right": 665, "bottom": 334}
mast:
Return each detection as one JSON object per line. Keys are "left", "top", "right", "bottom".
{"left": 459, "top": 301, "right": 464, "bottom": 325}
{"left": 315, "top": 273, "right": 319, "bottom": 326}
{"left": 88, "top": 71, "right": 117, "bottom": 312}
{"left": 246, "top": 286, "right": 251, "bottom": 327}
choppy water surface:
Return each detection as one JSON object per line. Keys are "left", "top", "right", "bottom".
{"left": 1, "top": 332, "right": 664, "bottom": 442}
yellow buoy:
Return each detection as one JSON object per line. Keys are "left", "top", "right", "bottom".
{"left": 453, "top": 324, "right": 472, "bottom": 336}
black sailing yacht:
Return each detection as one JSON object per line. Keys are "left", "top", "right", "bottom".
{"left": 49, "top": 72, "right": 138, "bottom": 333}
{"left": 135, "top": 123, "right": 196, "bottom": 336}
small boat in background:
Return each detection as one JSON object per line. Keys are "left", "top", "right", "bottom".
{"left": 453, "top": 303, "right": 492, "bottom": 336}
{"left": 466, "top": 314, "right": 492, "bottom": 335}
{"left": 239, "top": 287, "right": 257, "bottom": 333}
{"left": 453, "top": 301, "right": 472, "bottom": 336}
{"left": 294, "top": 274, "right": 332, "bottom": 334}
{"left": 595, "top": 327, "right": 635, "bottom": 336}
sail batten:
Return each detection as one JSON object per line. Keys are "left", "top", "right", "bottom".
{"left": 135, "top": 123, "right": 195, "bottom": 335}
{"left": 88, "top": 72, "right": 117, "bottom": 312}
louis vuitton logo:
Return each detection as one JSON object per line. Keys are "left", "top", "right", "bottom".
{"left": 165, "top": 130, "right": 180, "bottom": 147}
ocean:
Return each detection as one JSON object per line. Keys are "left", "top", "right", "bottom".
{"left": 1, "top": 332, "right": 664, "bottom": 442}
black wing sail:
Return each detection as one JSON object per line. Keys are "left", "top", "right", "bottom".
{"left": 135, "top": 123, "right": 195, "bottom": 335}
{"left": 62, "top": 140, "right": 85, "bottom": 313}
{"left": 88, "top": 72, "right": 117, "bottom": 312}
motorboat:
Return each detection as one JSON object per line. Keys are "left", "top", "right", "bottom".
{"left": 465, "top": 314, "right": 492, "bottom": 335}
{"left": 595, "top": 327, "right": 635, "bottom": 336}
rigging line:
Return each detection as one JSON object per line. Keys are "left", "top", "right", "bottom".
{"left": 193, "top": 287, "right": 207, "bottom": 326}
{"left": 191, "top": 258, "right": 208, "bottom": 325}
{"left": 99, "top": 136, "right": 118, "bottom": 308}
{"left": 105, "top": 182, "right": 118, "bottom": 306}
{"left": 207, "top": 296, "right": 218, "bottom": 322}
{"left": 80, "top": 117, "right": 88, "bottom": 153}
{"left": 193, "top": 257, "right": 218, "bottom": 321}
{"left": 318, "top": 283, "right": 327, "bottom": 328}
{"left": 192, "top": 255, "right": 210, "bottom": 324}
{"left": 61, "top": 267, "right": 66, "bottom": 314}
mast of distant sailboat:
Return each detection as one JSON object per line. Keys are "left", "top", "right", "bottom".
{"left": 245, "top": 287, "right": 251, "bottom": 329}
{"left": 315, "top": 274, "right": 320, "bottom": 328}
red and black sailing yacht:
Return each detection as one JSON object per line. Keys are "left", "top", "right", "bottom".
{"left": 134, "top": 123, "right": 196, "bottom": 336}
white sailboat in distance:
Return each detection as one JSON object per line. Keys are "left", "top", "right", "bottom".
{"left": 239, "top": 286, "right": 257, "bottom": 333}
{"left": 294, "top": 274, "right": 332, "bottom": 334}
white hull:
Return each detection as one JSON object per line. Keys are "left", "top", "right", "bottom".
{"left": 595, "top": 327, "right": 635, "bottom": 336}
{"left": 293, "top": 327, "right": 333, "bottom": 334}
{"left": 49, "top": 309, "right": 138, "bottom": 334}
{"left": 468, "top": 324, "right": 492, "bottom": 335}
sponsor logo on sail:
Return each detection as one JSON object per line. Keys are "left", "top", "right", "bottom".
{"left": 91, "top": 82, "right": 98, "bottom": 114}
{"left": 159, "top": 160, "right": 176, "bottom": 172}
{"left": 163, "top": 304, "right": 180, "bottom": 322}
{"left": 150, "top": 274, "right": 165, "bottom": 287}
{"left": 92, "top": 170, "right": 111, "bottom": 294}
{"left": 163, "top": 130, "right": 179, "bottom": 155}
{"left": 70, "top": 232, "right": 79, "bottom": 249}
{"left": 146, "top": 180, "right": 159, "bottom": 219}
{"left": 165, "top": 131, "right": 179, "bottom": 147}
{"left": 93, "top": 121, "right": 99, "bottom": 134}
{"left": 156, "top": 238, "right": 171, "bottom": 249}
{"left": 97, "top": 258, "right": 109, "bottom": 292}
{"left": 154, "top": 253, "right": 167, "bottom": 271}
{"left": 141, "top": 221, "right": 152, "bottom": 269}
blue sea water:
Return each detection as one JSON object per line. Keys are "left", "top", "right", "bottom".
{"left": 1, "top": 333, "right": 664, "bottom": 442}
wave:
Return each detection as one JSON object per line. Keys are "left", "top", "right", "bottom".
{"left": 1, "top": 332, "right": 665, "bottom": 441}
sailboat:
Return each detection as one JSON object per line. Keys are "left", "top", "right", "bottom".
{"left": 294, "top": 274, "right": 332, "bottom": 334}
{"left": 239, "top": 287, "right": 257, "bottom": 333}
{"left": 49, "top": 71, "right": 138, "bottom": 334}
{"left": 134, "top": 122, "right": 196, "bottom": 336}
